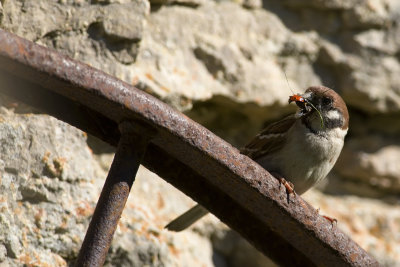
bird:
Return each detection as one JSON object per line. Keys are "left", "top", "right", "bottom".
{"left": 165, "top": 85, "right": 349, "bottom": 231}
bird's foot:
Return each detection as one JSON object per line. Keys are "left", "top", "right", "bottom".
{"left": 270, "top": 172, "right": 296, "bottom": 203}
{"left": 317, "top": 208, "right": 337, "bottom": 227}
{"left": 323, "top": 215, "right": 337, "bottom": 226}
{"left": 278, "top": 177, "right": 296, "bottom": 196}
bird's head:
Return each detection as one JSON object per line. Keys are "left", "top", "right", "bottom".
{"left": 291, "top": 86, "right": 349, "bottom": 133}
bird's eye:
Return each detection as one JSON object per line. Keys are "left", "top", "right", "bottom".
{"left": 322, "top": 97, "right": 332, "bottom": 106}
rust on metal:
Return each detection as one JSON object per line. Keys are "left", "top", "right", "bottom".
{"left": 0, "top": 29, "right": 380, "bottom": 266}
{"left": 75, "top": 122, "right": 149, "bottom": 266}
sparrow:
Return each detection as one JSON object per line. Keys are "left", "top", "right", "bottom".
{"left": 166, "top": 86, "right": 349, "bottom": 231}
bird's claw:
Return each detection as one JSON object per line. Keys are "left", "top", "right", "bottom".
{"left": 323, "top": 215, "right": 337, "bottom": 226}
{"left": 279, "top": 177, "right": 296, "bottom": 196}
{"left": 317, "top": 208, "right": 337, "bottom": 227}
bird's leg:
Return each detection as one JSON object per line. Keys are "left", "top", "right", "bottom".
{"left": 317, "top": 208, "right": 337, "bottom": 227}
{"left": 280, "top": 179, "right": 296, "bottom": 196}
{"left": 323, "top": 215, "right": 337, "bottom": 226}
{"left": 271, "top": 172, "right": 296, "bottom": 196}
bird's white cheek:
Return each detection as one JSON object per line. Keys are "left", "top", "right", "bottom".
{"left": 326, "top": 109, "right": 341, "bottom": 121}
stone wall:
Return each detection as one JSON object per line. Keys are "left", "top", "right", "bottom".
{"left": 0, "top": 0, "right": 399, "bottom": 266}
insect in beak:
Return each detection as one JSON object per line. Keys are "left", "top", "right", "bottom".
{"left": 288, "top": 94, "right": 309, "bottom": 111}
{"left": 288, "top": 93, "right": 325, "bottom": 129}
{"left": 288, "top": 94, "right": 305, "bottom": 104}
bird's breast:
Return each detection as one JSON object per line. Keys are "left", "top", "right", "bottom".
{"left": 256, "top": 120, "right": 347, "bottom": 194}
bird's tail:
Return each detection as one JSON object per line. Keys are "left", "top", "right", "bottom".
{"left": 165, "top": 204, "right": 208, "bottom": 232}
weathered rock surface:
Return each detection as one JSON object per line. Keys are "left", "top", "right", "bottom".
{"left": 333, "top": 135, "right": 400, "bottom": 196}
{"left": 1, "top": 0, "right": 400, "bottom": 266}
{"left": 0, "top": 108, "right": 100, "bottom": 266}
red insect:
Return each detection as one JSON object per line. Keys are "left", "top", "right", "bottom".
{"left": 288, "top": 94, "right": 305, "bottom": 104}
{"left": 288, "top": 94, "right": 309, "bottom": 111}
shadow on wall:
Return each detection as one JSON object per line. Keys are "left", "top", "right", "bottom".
{"left": 185, "top": 94, "right": 295, "bottom": 147}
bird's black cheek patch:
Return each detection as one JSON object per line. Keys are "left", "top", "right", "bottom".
{"left": 324, "top": 112, "right": 344, "bottom": 129}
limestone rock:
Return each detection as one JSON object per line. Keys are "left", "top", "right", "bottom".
{"left": 0, "top": 109, "right": 100, "bottom": 266}
{"left": 133, "top": 3, "right": 321, "bottom": 111}
{"left": 1, "top": 0, "right": 149, "bottom": 66}
{"left": 334, "top": 136, "right": 400, "bottom": 195}
{"left": 1, "top": 0, "right": 400, "bottom": 266}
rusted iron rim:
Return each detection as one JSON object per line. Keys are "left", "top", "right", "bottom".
{"left": 0, "top": 29, "right": 379, "bottom": 266}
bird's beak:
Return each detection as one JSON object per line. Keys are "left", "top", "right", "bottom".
{"left": 300, "top": 92, "right": 325, "bottom": 128}
{"left": 296, "top": 92, "right": 313, "bottom": 116}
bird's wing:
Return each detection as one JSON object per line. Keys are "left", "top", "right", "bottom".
{"left": 240, "top": 115, "right": 296, "bottom": 160}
